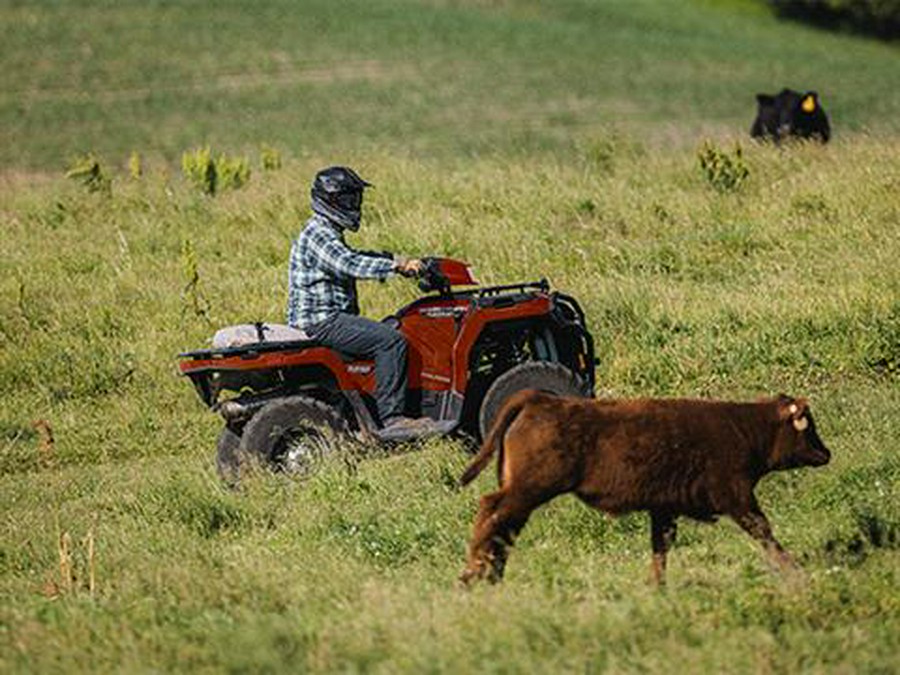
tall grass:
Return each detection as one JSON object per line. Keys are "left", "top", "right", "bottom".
{"left": 2, "top": 0, "right": 900, "bottom": 672}
{"left": 2, "top": 135, "right": 899, "bottom": 672}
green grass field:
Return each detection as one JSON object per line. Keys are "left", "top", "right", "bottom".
{"left": 4, "top": 0, "right": 900, "bottom": 169}
{"left": 2, "top": 1, "right": 899, "bottom": 672}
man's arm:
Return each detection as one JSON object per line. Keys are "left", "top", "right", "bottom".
{"left": 307, "top": 228, "right": 395, "bottom": 280}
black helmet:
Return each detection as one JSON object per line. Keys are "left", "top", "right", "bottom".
{"left": 310, "top": 166, "right": 372, "bottom": 231}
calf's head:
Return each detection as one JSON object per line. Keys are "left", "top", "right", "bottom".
{"left": 770, "top": 396, "right": 831, "bottom": 470}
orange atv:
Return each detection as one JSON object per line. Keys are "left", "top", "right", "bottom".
{"left": 179, "top": 258, "right": 595, "bottom": 480}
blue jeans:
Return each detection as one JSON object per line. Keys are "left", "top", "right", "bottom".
{"left": 306, "top": 313, "right": 408, "bottom": 424}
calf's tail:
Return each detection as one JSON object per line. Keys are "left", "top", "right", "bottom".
{"left": 459, "top": 389, "right": 540, "bottom": 487}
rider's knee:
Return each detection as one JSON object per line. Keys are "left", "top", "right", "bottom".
{"left": 387, "top": 329, "right": 408, "bottom": 354}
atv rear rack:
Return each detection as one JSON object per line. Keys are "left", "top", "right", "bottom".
{"left": 179, "top": 338, "right": 318, "bottom": 360}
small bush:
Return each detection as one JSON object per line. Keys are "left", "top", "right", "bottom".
{"left": 181, "top": 147, "right": 250, "bottom": 195}
{"left": 697, "top": 141, "right": 750, "bottom": 193}
{"left": 128, "top": 150, "right": 142, "bottom": 179}
{"left": 65, "top": 153, "right": 111, "bottom": 195}
{"left": 181, "top": 147, "right": 218, "bottom": 195}
{"left": 260, "top": 144, "right": 282, "bottom": 171}
{"left": 581, "top": 133, "right": 644, "bottom": 174}
{"left": 217, "top": 154, "right": 250, "bottom": 191}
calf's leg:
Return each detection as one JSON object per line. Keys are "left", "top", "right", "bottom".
{"left": 731, "top": 497, "right": 795, "bottom": 571}
{"left": 459, "top": 487, "right": 557, "bottom": 585}
{"left": 459, "top": 490, "right": 507, "bottom": 584}
{"left": 649, "top": 511, "right": 677, "bottom": 586}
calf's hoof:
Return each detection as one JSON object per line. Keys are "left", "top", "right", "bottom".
{"left": 459, "top": 558, "right": 506, "bottom": 587}
{"left": 458, "top": 560, "right": 488, "bottom": 587}
{"left": 766, "top": 548, "right": 797, "bottom": 573}
{"left": 458, "top": 569, "right": 477, "bottom": 588}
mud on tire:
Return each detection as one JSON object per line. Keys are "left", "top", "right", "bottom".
{"left": 238, "top": 396, "right": 349, "bottom": 477}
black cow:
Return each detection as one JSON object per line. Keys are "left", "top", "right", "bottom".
{"left": 751, "top": 89, "right": 830, "bottom": 143}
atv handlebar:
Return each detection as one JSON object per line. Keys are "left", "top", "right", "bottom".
{"left": 416, "top": 257, "right": 478, "bottom": 293}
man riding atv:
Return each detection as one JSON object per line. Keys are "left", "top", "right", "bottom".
{"left": 179, "top": 166, "right": 596, "bottom": 480}
{"left": 287, "top": 165, "right": 451, "bottom": 439}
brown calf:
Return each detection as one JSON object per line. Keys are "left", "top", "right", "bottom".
{"left": 459, "top": 391, "right": 831, "bottom": 585}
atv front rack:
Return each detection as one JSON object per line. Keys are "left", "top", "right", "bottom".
{"left": 467, "top": 279, "right": 549, "bottom": 298}
{"left": 443, "top": 279, "right": 551, "bottom": 310}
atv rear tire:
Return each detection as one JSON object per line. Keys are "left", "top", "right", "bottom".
{"left": 478, "top": 361, "right": 588, "bottom": 439}
{"left": 239, "top": 396, "right": 349, "bottom": 477}
{"left": 215, "top": 425, "right": 243, "bottom": 486}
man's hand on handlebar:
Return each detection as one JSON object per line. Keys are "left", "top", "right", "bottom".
{"left": 393, "top": 257, "right": 424, "bottom": 278}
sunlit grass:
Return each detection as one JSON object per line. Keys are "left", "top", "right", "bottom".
{"left": 3, "top": 0, "right": 899, "bottom": 169}
{"left": 2, "top": 0, "right": 900, "bottom": 672}
{"left": 2, "top": 135, "right": 899, "bottom": 672}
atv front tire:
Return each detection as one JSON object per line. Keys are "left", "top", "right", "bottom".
{"left": 239, "top": 396, "right": 349, "bottom": 477}
{"left": 478, "top": 361, "right": 588, "bottom": 439}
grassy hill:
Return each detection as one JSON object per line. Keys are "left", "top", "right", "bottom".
{"left": 3, "top": 0, "right": 899, "bottom": 169}
{"left": 1, "top": 1, "right": 899, "bottom": 673}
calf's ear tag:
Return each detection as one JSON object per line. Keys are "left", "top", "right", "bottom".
{"left": 788, "top": 403, "right": 798, "bottom": 415}
{"left": 802, "top": 96, "right": 816, "bottom": 113}
{"left": 793, "top": 416, "right": 809, "bottom": 431}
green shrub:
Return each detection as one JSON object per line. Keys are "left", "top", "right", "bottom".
{"left": 217, "top": 154, "right": 250, "bottom": 191}
{"left": 260, "top": 144, "right": 283, "bottom": 171}
{"left": 128, "top": 150, "right": 142, "bottom": 179}
{"left": 181, "top": 146, "right": 217, "bottom": 195}
{"left": 65, "top": 153, "right": 111, "bottom": 195}
{"left": 697, "top": 141, "right": 750, "bottom": 193}
{"left": 181, "top": 147, "right": 250, "bottom": 195}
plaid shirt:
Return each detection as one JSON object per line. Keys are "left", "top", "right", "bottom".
{"left": 286, "top": 215, "right": 395, "bottom": 329}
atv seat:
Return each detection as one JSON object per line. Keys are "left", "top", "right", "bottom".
{"left": 194, "top": 322, "right": 358, "bottom": 363}
{"left": 212, "top": 323, "right": 311, "bottom": 349}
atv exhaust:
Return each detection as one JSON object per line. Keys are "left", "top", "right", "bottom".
{"left": 215, "top": 398, "right": 265, "bottom": 423}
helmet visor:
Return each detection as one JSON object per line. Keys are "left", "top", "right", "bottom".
{"left": 333, "top": 190, "right": 363, "bottom": 211}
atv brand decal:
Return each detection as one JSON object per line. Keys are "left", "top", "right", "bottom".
{"left": 347, "top": 364, "right": 373, "bottom": 374}
{"left": 419, "top": 306, "right": 467, "bottom": 319}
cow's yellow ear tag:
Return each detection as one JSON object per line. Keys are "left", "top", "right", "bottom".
{"left": 802, "top": 95, "right": 816, "bottom": 113}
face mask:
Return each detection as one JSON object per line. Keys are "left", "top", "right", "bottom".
{"left": 311, "top": 194, "right": 362, "bottom": 231}
{"left": 334, "top": 191, "right": 363, "bottom": 211}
